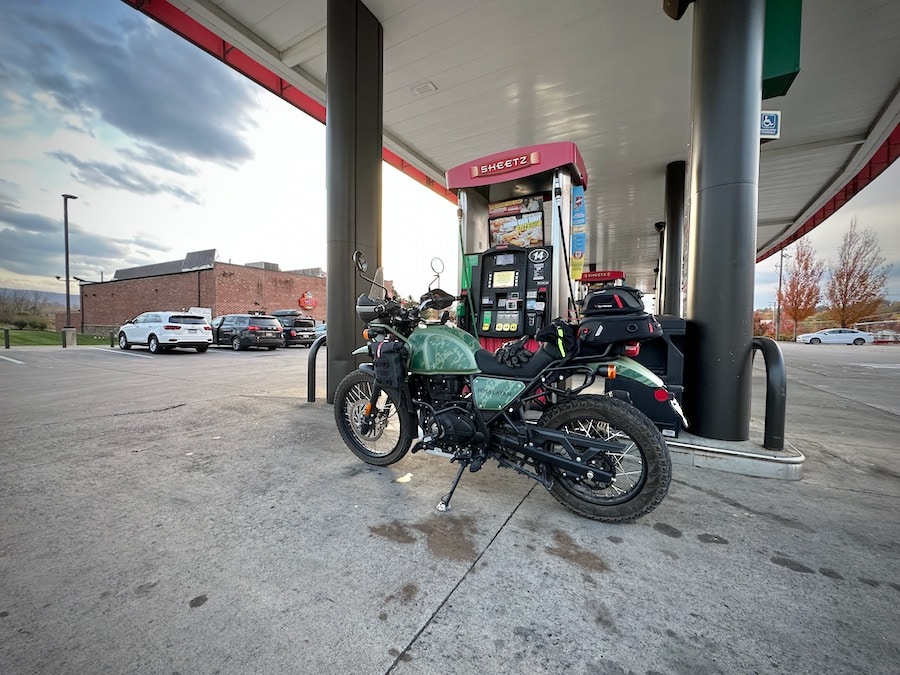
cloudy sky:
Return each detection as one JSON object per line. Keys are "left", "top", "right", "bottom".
{"left": 1, "top": 0, "right": 896, "bottom": 310}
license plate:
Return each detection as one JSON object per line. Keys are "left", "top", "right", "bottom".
{"left": 188, "top": 329, "right": 197, "bottom": 333}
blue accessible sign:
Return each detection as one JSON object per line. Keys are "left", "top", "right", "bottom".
{"left": 760, "top": 110, "right": 781, "bottom": 140}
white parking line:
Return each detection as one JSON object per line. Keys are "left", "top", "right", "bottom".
{"left": 92, "top": 347, "right": 154, "bottom": 359}
{"left": 0, "top": 354, "right": 26, "bottom": 365}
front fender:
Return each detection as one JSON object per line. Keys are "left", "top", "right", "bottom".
{"left": 352, "top": 345, "right": 369, "bottom": 356}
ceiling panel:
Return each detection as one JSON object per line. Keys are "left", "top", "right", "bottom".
{"left": 164, "top": 0, "right": 900, "bottom": 292}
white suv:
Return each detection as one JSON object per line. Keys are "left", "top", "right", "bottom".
{"left": 118, "top": 312, "right": 213, "bottom": 354}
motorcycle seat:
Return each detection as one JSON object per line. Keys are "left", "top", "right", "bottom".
{"left": 474, "top": 345, "right": 555, "bottom": 379}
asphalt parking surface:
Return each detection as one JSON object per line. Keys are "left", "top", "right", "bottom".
{"left": 1, "top": 341, "right": 898, "bottom": 674}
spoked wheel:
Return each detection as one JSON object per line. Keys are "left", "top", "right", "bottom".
{"left": 538, "top": 394, "right": 671, "bottom": 523}
{"left": 333, "top": 369, "right": 413, "bottom": 466}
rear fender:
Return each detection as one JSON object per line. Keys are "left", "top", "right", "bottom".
{"left": 606, "top": 357, "right": 665, "bottom": 389}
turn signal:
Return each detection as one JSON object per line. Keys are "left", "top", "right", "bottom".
{"left": 362, "top": 329, "right": 370, "bottom": 340}
{"left": 364, "top": 402, "right": 373, "bottom": 416}
{"left": 605, "top": 364, "right": 617, "bottom": 379}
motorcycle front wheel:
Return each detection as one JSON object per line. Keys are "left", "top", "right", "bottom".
{"left": 333, "top": 369, "right": 413, "bottom": 466}
{"left": 538, "top": 394, "right": 672, "bottom": 523}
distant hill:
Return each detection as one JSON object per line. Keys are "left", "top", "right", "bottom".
{"left": 0, "top": 287, "right": 80, "bottom": 309}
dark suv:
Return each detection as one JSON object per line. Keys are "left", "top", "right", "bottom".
{"left": 210, "top": 314, "right": 283, "bottom": 351}
{"left": 271, "top": 310, "right": 318, "bottom": 348}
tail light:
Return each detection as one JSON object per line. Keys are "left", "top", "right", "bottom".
{"left": 624, "top": 341, "right": 640, "bottom": 357}
{"left": 203, "top": 325, "right": 212, "bottom": 331}
{"left": 163, "top": 324, "right": 180, "bottom": 330}
{"left": 247, "top": 325, "right": 259, "bottom": 332}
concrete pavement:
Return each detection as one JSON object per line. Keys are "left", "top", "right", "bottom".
{"left": 0, "top": 342, "right": 897, "bottom": 674}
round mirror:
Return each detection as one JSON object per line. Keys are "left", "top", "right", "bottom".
{"left": 352, "top": 250, "right": 368, "bottom": 272}
{"left": 430, "top": 257, "right": 445, "bottom": 274}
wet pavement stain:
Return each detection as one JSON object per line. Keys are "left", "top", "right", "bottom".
{"left": 588, "top": 599, "right": 620, "bottom": 635}
{"left": 369, "top": 520, "right": 417, "bottom": 544}
{"left": 858, "top": 577, "right": 880, "bottom": 587}
{"left": 378, "top": 612, "right": 388, "bottom": 621}
{"left": 697, "top": 534, "right": 728, "bottom": 544}
{"left": 135, "top": 581, "right": 158, "bottom": 594}
{"left": 606, "top": 536, "right": 624, "bottom": 544}
{"left": 388, "top": 648, "right": 412, "bottom": 661}
{"left": 653, "top": 523, "right": 682, "bottom": 538}
{"left": 384, "top": 582, "right": 419, "bottom": 606}
{"left": 189, "top": 594, "right": 208, "bottom": 608}
{"left": 411, "top": 515, "right": 478, "bottom": 561}
{"left": 545, "top": 530, "right": 609, "bottom": 573}
{"left": 819, "top": 568, "right": 844, "bottom": 580}
{"left": 771, "top": 556, "right": 814, "bottom": 573}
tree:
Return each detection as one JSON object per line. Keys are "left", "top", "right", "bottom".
{"left": 825, "top": 217, "right": 892, "bottom": 327}
{"left": 778, "top": 239, "right": 825, "bottom": 339}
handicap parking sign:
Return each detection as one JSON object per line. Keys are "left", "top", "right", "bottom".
{"left": 760, "top": 110, "right": 781, "bottom": 139}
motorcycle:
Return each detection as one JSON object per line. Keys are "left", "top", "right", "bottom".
{"left": 333, "top": 251, "right": 687, "bottom": 523}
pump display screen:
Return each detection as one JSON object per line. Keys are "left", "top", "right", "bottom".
{"left": 495, "top": 253, "right": 515, "bottom": 266}
{"left": 491, "top": 270, "right": 517, "bottom": 288}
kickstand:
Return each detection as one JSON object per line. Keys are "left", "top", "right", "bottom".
{"left": 436, "top": 461, "right": 467, "bottom": 512}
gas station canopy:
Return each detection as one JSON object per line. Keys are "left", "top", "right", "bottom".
{"left": 128, "top": 0, "right": 899, "bottom": 293}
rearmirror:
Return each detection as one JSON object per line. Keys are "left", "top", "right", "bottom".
{"left": 430, "top": 257, "right": 444, "bottom": 274}
{"left": 353, "top": 250, "right": 368, "bottom": 273}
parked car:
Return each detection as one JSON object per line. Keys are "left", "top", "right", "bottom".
{"left": 210, "top": 314, "right": 283, "bottom": 350}
{"left": 271, "top": 309, "right": 317, "bottom": 347}
{"left": 315, "top": 323, "right": 327, "bottom": 342}
{"left": 796, "top": 328, "right": 874, "bottom": 345}
{"left": 117, "top": 311, "right": 213, "bottom": 353}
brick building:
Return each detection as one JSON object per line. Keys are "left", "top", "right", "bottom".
{"left": 73, "top": 249, "right": 327, "bottom": 334}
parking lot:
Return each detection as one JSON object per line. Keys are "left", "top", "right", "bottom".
{"left": 1, "top": 341, "right": 898, "bottom": 674}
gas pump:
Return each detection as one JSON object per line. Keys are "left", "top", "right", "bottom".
{"left": 446, "top": 142, "right": 588, "bottom": 352}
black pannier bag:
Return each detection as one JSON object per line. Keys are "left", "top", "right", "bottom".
{"left": 578, "top": 314, "right": 663, "bottom": 351}
{"left": 577, "top": 286, "right": 662, "bottom": 355}
{"left": 371, "top": 339, "right": 409, "bottom": 389}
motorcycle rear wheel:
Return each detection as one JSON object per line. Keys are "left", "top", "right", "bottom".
{"left": 538, "top": 395, "right": 671, "bottom": 523}
{"left": 333, "top": 369, "right": 413, "bottom": 466}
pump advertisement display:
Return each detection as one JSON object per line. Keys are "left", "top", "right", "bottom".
{"left": 570, "top": 185, "right": 587, "bottom": 280}
{"left": 488, "top": 196, "right": 544, "bottom": 247}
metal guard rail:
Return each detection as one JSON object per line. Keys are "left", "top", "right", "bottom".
{"left": 751, "top": 337, "right": 787, "bottom": 451}
{"left": 307, "top": 334, "right": 328, "bottom": 402}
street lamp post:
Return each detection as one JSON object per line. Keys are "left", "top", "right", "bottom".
{"left": 62, "top": 194, "right": 78, "bottom": 329}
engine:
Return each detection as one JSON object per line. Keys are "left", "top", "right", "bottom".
{"left": 413, "top": 375, "right": 480, "bottom": 449}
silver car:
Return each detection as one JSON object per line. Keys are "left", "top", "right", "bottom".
{"left": 796, "top": 328, "right": 874, "bottom": 345}
{"left": 118, "top": 312, "right": 213, "bottom": 353}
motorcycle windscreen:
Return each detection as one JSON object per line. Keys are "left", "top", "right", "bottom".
{"left": 369, "top": 267, "right": 385, "bottom": 301}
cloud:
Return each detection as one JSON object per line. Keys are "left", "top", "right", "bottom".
{"left": 118, "top": 143, "right": 197, "bottom": 176}
{"left": 48, "top": 151, "right": 201, "bottom": 204}
{"left": 0, "top": 0, "right": 260, "bottom": 166}
{"left": 0, "top": 196, "right": 172, "bottom": 280}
